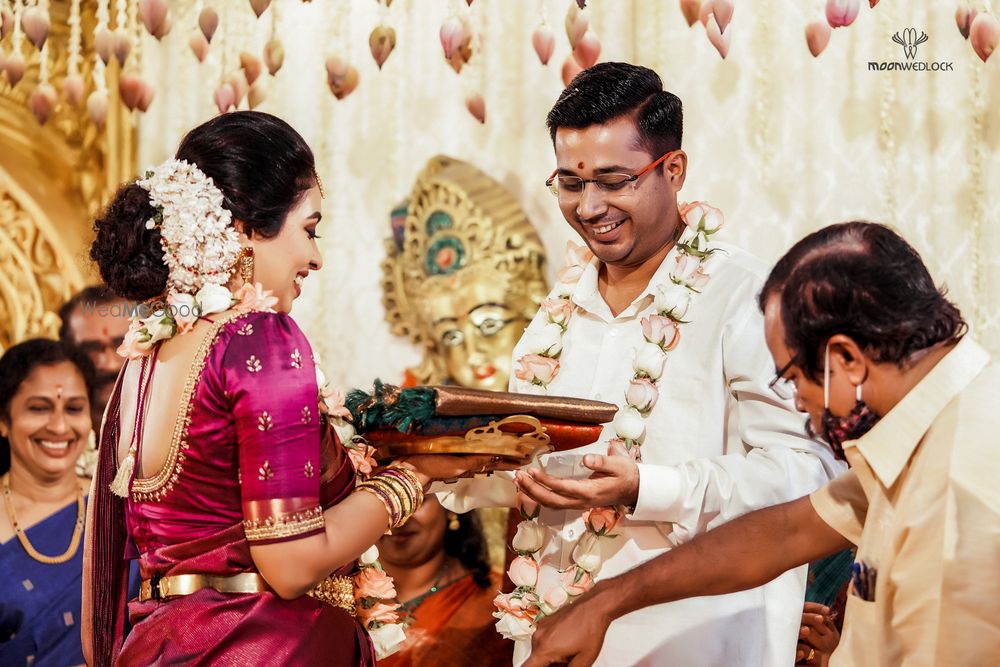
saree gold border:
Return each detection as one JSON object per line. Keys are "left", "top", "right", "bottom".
{"left": 243, "top": 505, "right": 325, "bottom": 542}
{"left": 131, "top": 311, "right": 253, "bottom": 502}
{"left": 242, "top": 497, "right": 322, "bottom": 523}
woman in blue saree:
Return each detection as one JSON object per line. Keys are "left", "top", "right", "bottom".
{"left": 0, "top": 339, "right": 97, "bottom": 667}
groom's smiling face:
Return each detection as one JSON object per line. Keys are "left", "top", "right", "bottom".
{"left": 553, "top": 115, "right": 684, "bottom": 269}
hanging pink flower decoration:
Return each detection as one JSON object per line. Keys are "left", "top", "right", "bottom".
{"left": 970, "top": 13, "right": 999, "bottom": 63}
{"left": 249, "top": 0, "right": 271, "bottom": 19}
{"left": 62, "top": 75, "right": 85, "bottom": 107}
{"left": 138, "top": 0, "right": 169, "bottom": 39}
{"left": 213, "top": 83, "right": 236, "bottom": 114}
{"left": 573, "top": 32, "right": 601, "bottom": 68}
{"left": 564, "top": 4, "right": 588, "bottom": 49}
{"left": 198, "top": 8, "right": 219, "bottom": 43}
{"left": 28, "top": 84, "right": 57, "bottom": 124}
{"left": 706, "top": 16, "right": 731, "bottom": 58}
{"left": 264, "top": 39, "right": 284, "bottom": 75}
{"left": 680, "top": 0, "right": 700, "bottom": 27}
{"left": 189, "top": 33, "right": 209, "bottom": 62}
{"left": 956, "top": 7, "right": 977, "bottom": 40}
{"left": 532, "top": 24, "right": 555, "bottom": 65}
{"left": 21, "top": 6, "right": 50, "bottom": 49}
{"left": 137, "top": 81, "right": 155, "bottom": 113}
{"left": 711, "top": 0, "right": 734, "bottom": 33}
{"left": 825, "top": 0, "right": 860, "bottom": 29}
{"left": 561, "top": 55, "right": 583, "bottom": 86}
{"left": 439, "top": 15, "right": 467, "bottom": 60}
{"left": 369, "top": 25, "right": 396, "bottom": 69}
{"left": 87, "top": 90, "right": 109, "bottom": 127}
{"left": 465, "top": 93, "right": 486, "bottom": 124}
{"left": 805, "top": 20, "right": 832, "bottom": 57}
{"left": 119, "top": 74, "right": 145, "bottom": 111}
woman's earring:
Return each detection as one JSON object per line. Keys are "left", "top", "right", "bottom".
{"left": 239, "top": 247, "right": 255, "bottom": 284}
{"left": 448, "top": 512, "right": 460, "bottom": 531}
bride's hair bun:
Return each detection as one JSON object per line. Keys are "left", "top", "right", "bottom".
{"left": 90, "top": 182, "right": 169, "bottom": 301}
{"left": 90, "top": 111, "right": 316, "bottom": 303}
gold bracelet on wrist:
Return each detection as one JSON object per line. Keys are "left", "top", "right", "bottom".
{"left": 356, "top": 482, "right": 401, "bottom": 528}
{"left": 387, "top": 465, "right": 425, "bottom": 508}
{"left": 379, "top": 475, "right": 414, "bottom": 518}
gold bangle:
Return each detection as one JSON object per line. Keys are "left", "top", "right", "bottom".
{"left": 388, "top": 465, "right": 425, "bottom": 509}
{"left": 378, "top": 475, "right": 414, "bottom": 518}
{"left": 359, "top": 477, "right": 414, "bottom": 529}
{"left": 356, "top": 482, "right": 401, "bottom": 527}
{"left": 378, "top": 480, "right": 405, "bottom": 525}
{"left": 382, "top": 467, "right": 423, "bottom": 515}
{"left": 361, "top": 467, "right": 426, "bottom": 529}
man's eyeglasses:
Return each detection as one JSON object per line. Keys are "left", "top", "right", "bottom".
{"left": 768, "top": 359, "right": 797, "bottom": 401}
{"left": 545, "top": 150, "right": 676, "bottom": 199}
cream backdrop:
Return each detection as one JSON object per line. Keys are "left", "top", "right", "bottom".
{"left": 136, "top": 0, "right": 1000, "bottom": 388}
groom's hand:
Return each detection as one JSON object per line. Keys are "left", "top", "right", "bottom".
{"left": 523, "top": 585, "right": 614, "bottom": 667}
{"left": 514, "top": 454, "right": 639, "bottom": 510}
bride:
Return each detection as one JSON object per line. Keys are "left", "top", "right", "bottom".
{"left": 82, "top": 111, "right": 500, "bottom": 666}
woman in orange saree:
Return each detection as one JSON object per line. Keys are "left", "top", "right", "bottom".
{"left": 379, "top": 498, "right": 512, "bottom": 667}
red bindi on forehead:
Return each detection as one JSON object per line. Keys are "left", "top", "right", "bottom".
{"left": 577, "top": 162, "right": 585, "bottom": 169}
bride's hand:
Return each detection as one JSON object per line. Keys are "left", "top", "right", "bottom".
{"left": 395, "top": 454, "right": 521, "bottom": 489}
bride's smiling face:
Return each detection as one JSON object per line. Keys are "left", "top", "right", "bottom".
{"left": 244, "top": 185, "right": 324, "bottom": 313}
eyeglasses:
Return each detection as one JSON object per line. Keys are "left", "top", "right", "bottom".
{"left": 545, "top": 150, "right": 676, "bottom": 199}
{"left": 768, "top": 359, "right": 797, "bottom": 401}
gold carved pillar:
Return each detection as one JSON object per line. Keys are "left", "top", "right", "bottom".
{"left": 0, "top": 0, "right": 135, "bottom": 351}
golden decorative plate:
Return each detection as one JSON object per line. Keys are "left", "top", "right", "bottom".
{"left": 370, "top": 415, "right": 552, "bottom": 464}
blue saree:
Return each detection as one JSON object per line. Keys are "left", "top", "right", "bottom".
{"left": 0, "top": 498, "right": 86, "bottom": 667}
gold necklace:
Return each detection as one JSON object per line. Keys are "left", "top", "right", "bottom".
{"left": 2, "top": 472, "right": 84, "bottom": 565}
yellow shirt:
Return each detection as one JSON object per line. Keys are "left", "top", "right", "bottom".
{"left": 810, "top": 337, "right": 1000, "bottom": 666}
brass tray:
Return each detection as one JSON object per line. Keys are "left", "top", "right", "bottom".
{"left": 370, "top": 415, "right": 552, "bottom": 464}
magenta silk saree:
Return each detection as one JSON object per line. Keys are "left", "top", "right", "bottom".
{"left": 85, "top": 310, "right": 375, "bottom": 666}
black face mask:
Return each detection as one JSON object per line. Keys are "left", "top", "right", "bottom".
{"left": 807, "top": 399, "right": 881, "bottom": 461}
{"left": 808, "top": 343, "right": 881, "bottom": 461}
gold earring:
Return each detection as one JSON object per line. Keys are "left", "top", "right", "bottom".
{"left": 239, "top": 247, "right": 254, "bottom": 284}
{"left": 448, "top": 512, "right": 460, "bottom": 531}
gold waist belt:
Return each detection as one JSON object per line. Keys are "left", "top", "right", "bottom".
{"left": 139, "top": 572, "right": 356, "bottom": 616}
{"left": 139, "top": 572, "right": 271, "bottom": 602}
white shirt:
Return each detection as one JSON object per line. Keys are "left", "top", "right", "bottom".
{"left": 438, "top": 241, "right": 845, "bottom": 666}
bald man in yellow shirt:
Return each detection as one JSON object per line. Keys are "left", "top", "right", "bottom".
{"left": 520, "top": 221, "right": 1000, "bottom": 667}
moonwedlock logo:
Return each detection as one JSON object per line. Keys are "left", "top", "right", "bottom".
{"left": 869, "top": 28, "right": 954, "bottom": 71}
{"left": 893, "top": 28, "right": 927, "bottom": 59}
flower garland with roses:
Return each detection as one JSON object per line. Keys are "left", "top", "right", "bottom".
{"left": 494, "top": 202, "right": 725, "bottom": 640}
{"left": 315, "top": 363, "right": 408, "bottom": 659}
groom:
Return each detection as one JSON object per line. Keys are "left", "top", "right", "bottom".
{"left": 438, "top": 62, "right": 843, "bottom": 666}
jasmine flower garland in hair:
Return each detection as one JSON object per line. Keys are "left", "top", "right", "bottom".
{"left": 139, "top": 159, "right": 241, "bottom": 295}
{"left": 115, "top": 159, "right": 279, "bottom": 361}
